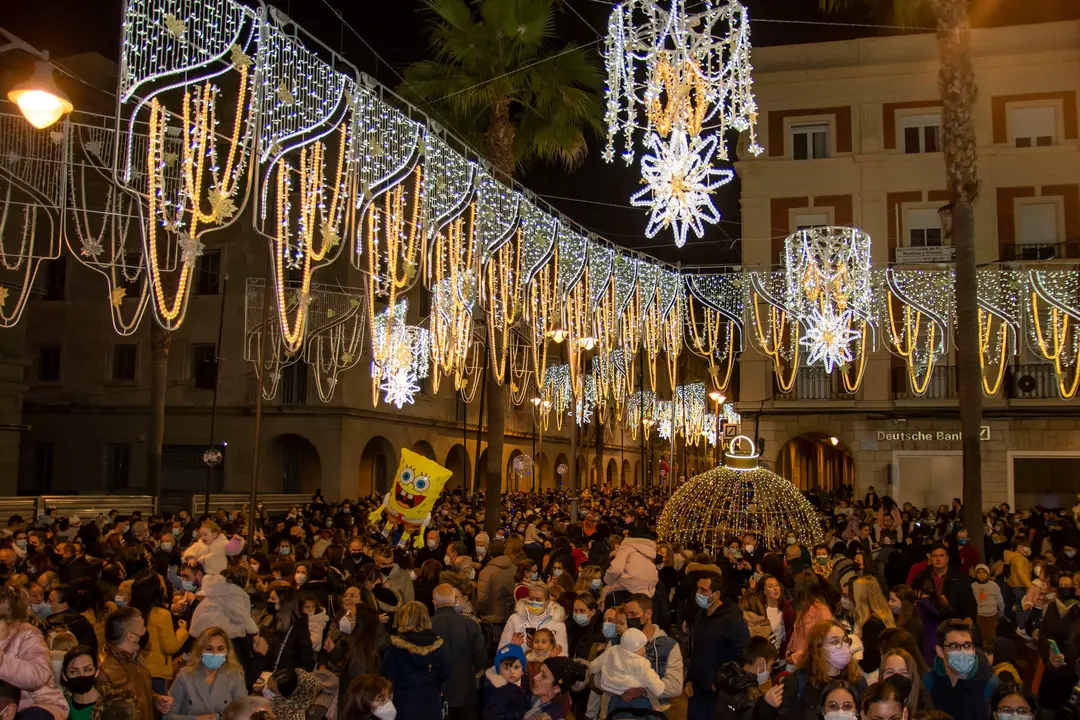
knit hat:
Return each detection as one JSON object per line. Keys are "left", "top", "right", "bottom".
{"left": 543, "top": 657, "right": 588, "bottom": 693}
{"left": 493, "top": 643, "right": 526, "bottom": 671}
{"left": 975, "top": 563, "right": 990, "bottom": 575}
{"left": 620, "top": 628, "right": 647, "bottom": 653}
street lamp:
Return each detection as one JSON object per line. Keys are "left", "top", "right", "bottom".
{"left": 1, "top": 30, "right": 73, "bottom": 129}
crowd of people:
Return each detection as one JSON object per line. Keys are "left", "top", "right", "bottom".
{"left": 0, "top": 483, "right": 1072, "bottom": 720}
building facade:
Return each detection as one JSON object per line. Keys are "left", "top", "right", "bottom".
{"left": 735, "top": 20, "right": 1080, "bottom": 510}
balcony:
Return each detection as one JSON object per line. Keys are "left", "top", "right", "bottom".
{"left": 1007, "top": 364, "right": 1061, "bottom": 400}
{"left": 892, "top": 365, "right": 958, "bottom": 400}
{"left": 773, "top": 367, "right": 853, "bottom": 401}
{"left": 1003, "top": 241, "right": 1080, "bottom": 262}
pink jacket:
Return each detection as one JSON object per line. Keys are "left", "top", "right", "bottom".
{"left": 0, "top": 622, "right": 68, "bottom": 719}
{"left": 603, "top": 538, "right": 658, "bottom": 597}
{"left": 786, "top": 601, "right": 833, "bottom": 667}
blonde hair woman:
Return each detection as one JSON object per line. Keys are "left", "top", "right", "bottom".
{"left": 166, "top": 627, "right": 247, "bottom": 718}
{"left": 574, "top": 566, "right": 603, "bottom": 598}
{"left": 852, "top": 575, "right": 895, "bottom": 674}
{"left": 779, "top": 620, "right": 866, "bottom": 720}
{"left": 383, "top": 602, "right": 451, "bottom": 719}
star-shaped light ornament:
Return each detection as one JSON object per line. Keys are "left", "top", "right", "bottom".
{"left": 111, "top": 287, "right": 127, "bottom": 308}
{"left": 178, "top": 233, "right": 205, "bottom": 268}
{"left": 800, "top": 309, "right": 859, "bottom": 374}
{"left": 629, "top": 128, "right": 734, "bottom": 248}
{"left": 381, "top": 366, "right": 421, "bottom": 408}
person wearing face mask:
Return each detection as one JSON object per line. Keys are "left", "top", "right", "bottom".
{"left": 253, "top": 583, "right": 314, "bottom": 677}
{"left": 62, "top": 646, "right": 106, "bottom": 720}
{"left": 474, "top": 532, "right": 491, "bottom": 567}
{"left": 879, "top": 648, "right": 931, "bottom": 713}
{"left": 623, "top": 594, "right": 684, "bottom": 712}
{"left": 715, "top": 636, "right": 782, "bottom": 720}
{"left": 98, "top": 606, "right": 175, "bottom": 718}
{"left": 372, "top": 546, "right": 414, "bottom": 607}
{"left": 499, "top": 584, "right": 569, "bottom": 655}
{"left": 787, "top": 572, "right": 835, "bottom": 668}
{"left": 475, "top": 539, "right": 516, "bottom": 639}
{"left": 129, "top": 570, "right": 189, "bottom": 694}
{"left": 1002, "top": 538, "right": 1034, "bottom": 614}
{"left": 163, "top": 627, "right": 247, "bottom": 719}
{"left": 777, "top": 620, "right": 866, "bottom": 720}
{"left": 430, "top": 584, "right": 488, "bottom": 720}
{"left": 340, "top": 674, "right": 396, "bottom": 720}
{"left": 686, "top": 572, "right": 751, "bottom": 720}
{"left": 415, "top": 530, "right": 444, "bottom": 566}
{"left": 922, "top": 619, "right": 994, "bottom": 720}
{"left": 324, "top": 587, "right": 388, "bottom": 718}
{"left": 1033, "top": 573, "right": 1079, "bottom": 715}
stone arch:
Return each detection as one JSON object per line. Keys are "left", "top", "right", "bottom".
{"left": 634, "top": 460, "right": 642, "bottom": 487}
{"left": 536, "top": 452, "right": 551, "bottom": 490}
{"left": 622, "top": 459, "right": 631, "bottom": 486}
{"left": 553, "top": 453, "right": 569, "bottom": 489}
{"left": 410, "top": 440, "right": 436, "bottom": 461}
{"left": 506, "top": 449, "right": 524, "bottom": 492}
{"left": 776, "top": 432, "right": 854, "bottom": 491}
{"left": 444, "top": 444, "right": 470, "bottom": 492}
{"left": 606, "top": 458, "right": 619, "bottom": 486}
{"left": 264, "top": 434, "right": 322, "bottom": 494}
{"left": 358, "top": 436, "right": 395, "bottom": 496}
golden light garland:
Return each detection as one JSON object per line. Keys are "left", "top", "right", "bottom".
{"left": 527, "top": 257, "right": 556, "bottom": 395}
{"left": 886, "top": 297, "right": 937, "bottom": 396}
{"left": 1030, "top": 293, "right": 1080, "bottom": 399}
{"left": 430, "top": 205, "right": 476, "bottom": 394}
{"left": 646, "top": 56, "right": 710, "bottom": 139}
{"left": 484, "top": 228, "right": 523, "bottom": 385}
{"left": 978, "top": 308, "right": 1010, "bottom": 397}
{"left": 751, "top": 289, "right": 800, "bottom": 393}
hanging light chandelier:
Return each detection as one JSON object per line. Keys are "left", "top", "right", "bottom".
{"left": 604, "top": 0, "right": 760, "bottom": 247}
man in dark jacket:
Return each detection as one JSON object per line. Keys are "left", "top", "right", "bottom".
{"left": 922, "top": 618, "right": 998, "bottom": 720}
{"left": 912, "top": 543, "right": 979, "bottom": 625}
{"left": 475, "top": 539, "right": 516, "bottom": 641}
{"left": 687, "top": 571, "right": 750, "bottom": 720}
{"left": 431, "top": 584, "right": 488, "bottom": 720}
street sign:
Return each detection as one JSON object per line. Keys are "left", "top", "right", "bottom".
{"left": 895, "top": 245, "right": 955, "bottom": 264}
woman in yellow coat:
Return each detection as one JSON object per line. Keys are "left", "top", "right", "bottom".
{"left": 130, "top": 570, "right": 188, "bottom": 693}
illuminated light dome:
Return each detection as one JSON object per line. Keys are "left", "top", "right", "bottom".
{"left": 657, "top": 436, "right": 822, "bottom": 555}
{"left": 7, "top": 60, "right": 73, "bottom": 129}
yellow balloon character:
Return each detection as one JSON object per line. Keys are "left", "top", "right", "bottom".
{"left": 368, "top": 449, "right": 452, "bottom": 547}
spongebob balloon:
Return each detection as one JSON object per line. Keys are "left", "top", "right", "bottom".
{"left": 368, "top": 449, "right": 452, "bottom": 548}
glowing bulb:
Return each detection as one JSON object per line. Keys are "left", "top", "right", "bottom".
{"left": 531, "top": 397, "right": 542, "bottom": 406}
{"left": 548, "top": 328, "right": 567, "bottom": 344}
{"left": 708, "top": 391, "right": 726, "bottom": 404}
{"left": 829, "top": 436, "right": 839, "bottom": 446}
{"left": 7, "top": 60, "right": 73, "bottom": 129}
{"left": 578, "top": 336, "right": 596, "bottom": 351}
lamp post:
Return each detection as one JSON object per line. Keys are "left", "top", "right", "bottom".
{"left": 1, "top": 29, "right": 74, "bottom": 129}
{"left": 708, "top": 390, "right": 726, "bottom": 465}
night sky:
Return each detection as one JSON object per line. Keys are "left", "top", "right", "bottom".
{"left": 4, "top": 0, "right": 1078, "bottom": 266}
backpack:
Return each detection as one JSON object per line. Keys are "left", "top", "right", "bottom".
{"left": 475, "top": 616, "right": 498, "bottom": 659}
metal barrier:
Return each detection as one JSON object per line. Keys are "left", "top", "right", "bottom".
{"left": 41, "top": 495, "right": 157, "bottom": 521}
{"left": 192, "top": 493, "right": 309, "bottom": 516}
{"left": 0, "top": 498, "right": 37, "bottom": 526}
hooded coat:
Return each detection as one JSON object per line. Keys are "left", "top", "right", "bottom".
{"left": 190, "top": 574, "right": 259, "bottom": 639}
{"left": 476, "top": 554, "right": 516, "bottom": 624}
{"left": 499, "top": 598, "right": 569, "bottom": 654}
{"left": 0, "top": 621, "right": 68, "bottom": 719}
{"left": 381, "top": 631, "right": 451, "bottom": 720}
{"left": 181, "top": 532, "right": 228, "bottom": 575}
{"left": 481, "top": 666, "right": 533, "bottom": 720}
{"left": 603, "top": 537, "right": 658, "bottom": 597}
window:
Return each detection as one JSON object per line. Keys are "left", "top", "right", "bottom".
{"left": 901, "top": 114, "right": 941, "bottom": 154}
{"left": 907, "top": 208, "right": 943, "bottom": 247}
{"left": 195, "top": 249, "right": 222, "bottom": 296}
{"left": 31, "top": 443, "right": 54, "bottom": 490}
{"left": 42, "top": 257, "right": 66, "bottom": 301}
{"left": 792, "top": 213, "right": 829, "bottom": 231}
{"left": 1017, "top": 203, "right": 1059, "bottom": 245}
{"left": 103, "top": 443, "right": 131, "bottom": 489}
{"left": 192, "top": 343, "right": 217, "bottom": 389}
{"left": 161, "top": 444, "right": 224, "bottom": 493}
{"left": 111, "top": 344, "right": 138, "bottom": 382}
{"left": 37, "top": 345, "right": 61, "bottom": 382}
{"left": 790, "top": 123, "right": 828, "bottom": 160}
{"left": 1010, "top": 106, "right": 1056, "bottom": 147}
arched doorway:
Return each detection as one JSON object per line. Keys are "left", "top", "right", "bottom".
{"left": 265, "top": 434, "right": 321, "bottom": 493}
{"left": 444, "top": 445, "right": 470, "bottom": 492}
{"left": 506, "top": 449, "right": 524, "bottom": 492}
{"left": 359, "top": 436, "right": 395, "bottom": 496}
{"left": 634, "top": 460, "right": 642, "bottom": 487}
{"left": 622, "top": 459, "right": 631, "bottom": 486}
{"left": 536, "top": 452, "right": 550, "bottom": 490}
{"left": 776, "top": 433, "right": 854, "bottom": 491}
{"left": 410, "top": 440, "right": 436, "bottom": 461}
{"left": 553, "top": 453, "right": 569, "bottom": 489}
{"left": 606, "top": 458, "right": 618, "bottom": 486}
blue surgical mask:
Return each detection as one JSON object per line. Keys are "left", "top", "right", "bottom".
{"left": 946, "top": 650, "right": 977, "bottom": 678}
{"left": 602, "top": 622, "right": 618, "bottom": 639}
{"left": 696, "top": 593, "right": 712, "bottom": 609}
{"left": 552, "top": 568, "right": 563, "bottom": 578}
{"left": 115, "top": 596, "right": 127, "bottom": 608}
{"left": 181, "top": 580, "right": 197, "bottom": 592}
{"left": 31, "top": 603, "right": 51, "bottom": 618}
{"left": 279, "top": 546, "right": 291, "bottom": 556}
{"left": 573, "top": 613, "right": 590, "bottom": 627}
{"left": 172, "top": 528, "right": 181, "bottom": 537}
{"left": 957, "top": 538, "right": 968, "bottom": 546}
{"left": 201, "top": 653, "right": 227, "bottom": 670}
{"left": 591, "top": 579, "right": 601, "bottom": 591}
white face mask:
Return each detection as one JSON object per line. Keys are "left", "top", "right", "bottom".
{"left": 372, "top": 700, "right": 397, "bottom": 720}
{"left": 339, "top": 615, "right": 354, "bottom": 635}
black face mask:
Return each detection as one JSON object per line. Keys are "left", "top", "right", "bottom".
{"left": 379, "top": 566, "right": 393, "bottom": 576}
{"left": 626, "top": 618, "right": 644, "bottom": 631}
{"left": 885, "top": 674, "right": 912, "bottom": 699}
{"left": 63, "top": 675, "right": 96, "bottom": 695}
{"left": 1059, "top": 587, "right": 1076, "bottom": 601}
{"left": 136, "top": 631, "right": 149, "bottom": 650}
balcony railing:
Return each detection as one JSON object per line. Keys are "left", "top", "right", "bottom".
{"left": 773, "top": 367, "right": 851, "bottom": 400}
{"left": 1007, "top": 364, "right": 1061, "bottom": 400}
{"left": 892, "top": 365, "right": 958, "bottom": 400}
{"left": 1003, "top": 241, "right": 1080, "bottom": 261}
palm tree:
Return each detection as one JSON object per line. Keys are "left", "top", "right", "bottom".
{"left": 820, "top": 0, "right": 983, "bottom": 545}
{"left": 402, "top": 0, "right": 603, "bottom": 533}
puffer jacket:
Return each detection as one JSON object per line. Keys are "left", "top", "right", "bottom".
{"left": 181, "top": 532, "right": 228, "bottom": 575}
{"left": 498, "top": 598, "right": 569, "bottom": 653}
{"left": 0, "top": 621, "right": 67, "bottom": 719}
{"left": 190, "top": 574, "right": 259, "bottom": 639}
{"left": 603, "top": 537, "right": 658, "bottom": 597}
{"left": 382, "top": 631, "right": 450, "bottom": 720}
